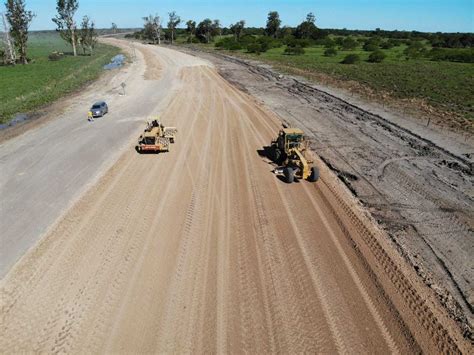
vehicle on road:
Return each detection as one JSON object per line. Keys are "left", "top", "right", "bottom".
{"left": 270, "top": 128, "right": 319, "bottom": 183}
{"left": 136, "top": 119, "right": 177, "bottom": 153}
{"left": 90, "top": 101, "right": 108, "bottom": 117}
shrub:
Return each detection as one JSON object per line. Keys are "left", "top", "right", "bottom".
{"left": 429, "top": 48, "right": 474, "bottom": 63}
{"left": 388, "top": 39, "right": 401, "bottom": 47}
{"left": 240, "top": 34, "right": 256, "bottom": 47}
{"left": 247, "top": 43, "right": 262, "bottom": 54}
{"left": 341, "top": 37, "right": 358, "bottom": 50}
{"left": 363, "top": 43, "right": 378, "bottom": 51}
{"left": 245, "top": 38, "right": 273, "bottom": 54}
{"left": 334, "top": 37, "right": 344, "bottom": 46}
{"left": 368, "top": 50, "right": 386, "bottom": 63}
{"left": 187, "top": 37, "right": 200, "bottom": 44}
{"left": 404, "top": 41, "right": 427, "bottom": 59}
{"left": 284, "top": 45, "right": 305, "bottom": 55}
{"left": 296, "top": 39, "right": 310, "bottom": 48}
{"left": 367, "top": 36, "right": 382, "bottom": 46}
{"left": 322, "top": 38, "right": 336, "bottom": 48}
{"left": 48, "top": 51, "right": 64, "bottom": 61}
{"left": 264, "top": 37, "right": 283, "bottom": 49}
{"left": 257, "top": 37, "right": 271, "bottom": 52}
{"left": 380, "top": 41, "right": 394, "bottom": 49}
{"left": 324, "top": 47, "right": 338, "bottom": 57}
{"left": 286, "top": 38, "right": 310, "bottom": 48}
{"left": 282, "top": 34, "right": 296, "bottom": 45}
{"left": 215, "top": 38, "right": 242, "bottom": 50}
{"left": 341, "top": 54, "right": 360, "bottom": 64}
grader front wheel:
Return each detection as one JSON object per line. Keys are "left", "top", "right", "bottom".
{"left": 308, "top": 167, "right": 319, "bottom": 182}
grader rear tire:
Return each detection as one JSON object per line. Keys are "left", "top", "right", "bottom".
{"left": 283, "top": 167, "right": 295, "bottom": 183}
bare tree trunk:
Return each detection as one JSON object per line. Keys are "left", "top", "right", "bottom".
{"left": 20, "top": 43, "right": 27, "bottom": 64}
{"left": 71, "top": 27, "right": 77, "bottom": 56}
{"left": 1, "top": 12, "right": 16, "bottom": 65}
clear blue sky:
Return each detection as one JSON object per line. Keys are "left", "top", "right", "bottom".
{"left": 15, "top": 0, "right": 474, "bottom": 32}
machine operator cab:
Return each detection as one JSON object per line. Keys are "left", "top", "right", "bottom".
{"left": 278, "top": 128, "right": 304, "bottom": 151}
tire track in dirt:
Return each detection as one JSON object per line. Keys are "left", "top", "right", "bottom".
{"left": 233, "top": 90, "right": 392, "bottom": 353}
{"left": 302, "top": 183, "right": 399, "bottom": 352}
{"left": 232, "top": 103, "right": 337, "bottom": 352}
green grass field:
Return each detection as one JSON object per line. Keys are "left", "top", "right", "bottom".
{"left": 191, "top": 38, "right": 474, "bottom": 123}
{"left": 0, "top": 32, "right": 121, "bottom": 124}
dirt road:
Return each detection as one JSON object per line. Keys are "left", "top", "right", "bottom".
{"left": 0, "top": 42, "right": 468, "bottom": 352}
{"left": 176, "top": 46, "right": 474, "bottom": 335}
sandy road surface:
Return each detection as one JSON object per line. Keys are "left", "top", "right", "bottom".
{"left": 0, "top": 42, "right": 468, "bottom": 352}
{"left": 176, "top": 47, "right": 474, "bottom": 334}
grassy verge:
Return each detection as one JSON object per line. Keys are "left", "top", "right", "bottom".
{"left": 187, "top": 40, "right": 474, "bottom": 129}
{"left": 0, "top": 32, "right": 121, "bottom": 124}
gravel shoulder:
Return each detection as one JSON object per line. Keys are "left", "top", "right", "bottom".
{"left": 175, "top": 46, "right": 474, "bottom": 338}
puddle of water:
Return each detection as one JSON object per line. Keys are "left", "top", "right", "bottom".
{"left": 103, "top": 54, "right": 125, "bottom": 70}
{"left": 0, "top": 113, "right": 29, "bottom": 130}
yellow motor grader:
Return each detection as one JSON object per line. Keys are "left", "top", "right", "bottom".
{"left": 136, "top": 118, "right": 177, "bottom": 153}
{"left": 269, "top": 128, "right": 319, "bottom": 183}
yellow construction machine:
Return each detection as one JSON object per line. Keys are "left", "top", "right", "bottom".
{"left": 136, "top": 118, "right": 177, "bottom": 153}
{"left": 270, "top": 128, "right": 319, "bottom": 183}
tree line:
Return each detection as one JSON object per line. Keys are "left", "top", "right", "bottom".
{"left": 137, "top": 11, "right": 321, "bottom": 42}
{"left": 131, "top": 10, "right": 473, "bottom": 63}
{"left": 1, "top": 0, "right": 100, "bottom": 66}
{"left": 132, "top": 10, "right": 472, "bottom": 50}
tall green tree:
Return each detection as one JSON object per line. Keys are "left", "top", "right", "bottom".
{"left": 111, "top": 22, "right": 117, "bottom": 34}
{"left": 212, "top": 19, "right": 221, "bottom": 37}
{"left": 230, "top": 20, "right": 245, "bottom": 41}
{"left": 4, "top": 0, "right": 35, "bottom": 64}
{"left": 265, "top": 11, "right": 281, "bottom": 38}
{"left": 185, "top": 20, "right": 196, "bottom": 41}
{"left": 143, "top": 14, "right": 161, "bottom": 44}
{"left": 52, "top": 0, "right": 79, "bottom": 56}
{"left": 79, "top": 15, "right": 97, "bottom": 55}
{"left": 294, "top": 12, "right": 317, "bottom": 39}
{"left": 196, "top": 18, "right": 213, "bottom": 43}
{"left": 167, "top": 11, "right": 180, "bottom": 44}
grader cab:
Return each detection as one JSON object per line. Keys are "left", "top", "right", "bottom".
{"left": 270, "top": 128, "right": 319, "bottom": 183}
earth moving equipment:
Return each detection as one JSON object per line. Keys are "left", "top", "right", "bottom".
{"left": 136, "top": 119, "right": 177, "bottom": 153}
{"left": 270, "top": 128, "right": 319, "bottom": 183}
